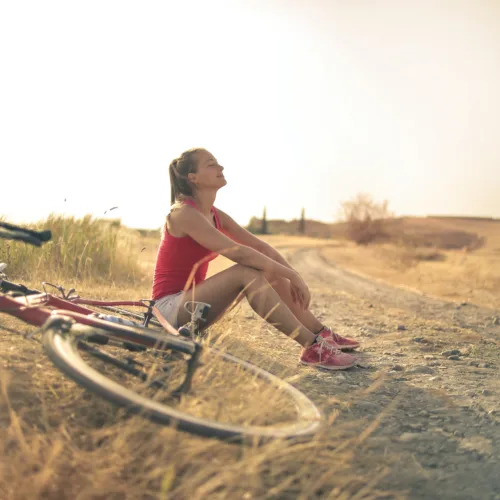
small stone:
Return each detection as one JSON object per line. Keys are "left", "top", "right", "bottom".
{"left": 492, "top": 316, "right": 500, "bottom": 325}
{"left": 482, "top": 389, "right": 492, "bottom": 396}
{"left": 441, "top": 349, "right": 461, "bottom": 356}
{"left": 413, "top": 337, "right": 426, "bottom": 343}
{"left": 407, "top": 423, "right": 423, "bottom": 431}
{"left": 488, "top": 409, "right": 498, "bottom": 416}
{"left": 461, "top": 301, "right": 468, "bottom": 306}
{"left": 466, "top": 390, "right": 476, "bottom": 397}
{"left": 399, "top": 432, "right": 420, "bottom": 442}
{"left": 383, "top": 351, "right": 392, "bottom": 355}
{"left": 369, "top": 304, "right": 374, "bottom": 308}
{"left": 390, "top": 364, "right": 405, "bottom": 372}
{"left": 459, "top": 436, "right": 493, "bottom": 455}
{"left": 424, "top": 355, "right": 436, "bottom": 360}
{"left": 479, "top": 363, "right": 492, "bottom": 369}
{"left": 428, "top": 376, "right": 442, "bottom": 382}
{"left": 334, "top": 373, "right": 346, "bottom": 381}
{"left": 397, "top": 324, "right": 407, "bottom": 331}
{"left": 448, "top": 355, "right": 461, "bottom": 361}
{"left": 468, "top": 361, "right": 480, "bottom": 367}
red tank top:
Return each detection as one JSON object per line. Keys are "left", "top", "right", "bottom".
{"left": 152, "top": 199, "right": 222, "bottom": 300}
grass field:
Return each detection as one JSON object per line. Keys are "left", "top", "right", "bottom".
{"left": 319, "top": 216, "right": 500, "bottom": 310}
{"left": 0, "top": 214, "right": 498, "bottom": 499}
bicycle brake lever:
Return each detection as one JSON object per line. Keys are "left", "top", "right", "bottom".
{"left": 42, "top": 282, "right": 71, "bottom": 299}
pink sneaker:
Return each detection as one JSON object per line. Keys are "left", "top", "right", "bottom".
{"left": 300, "top": 338, "right": 356, "bottom": 370}
{"left": 318, "top": 326, "right": 360, "bottom": 351}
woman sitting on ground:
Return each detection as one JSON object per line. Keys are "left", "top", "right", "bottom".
{"left": 152, "top": 148, "right": 360, "bottom": 370}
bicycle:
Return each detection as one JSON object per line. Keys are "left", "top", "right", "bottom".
{"left": 0, "top": 221, "right": 322, "bottom": 442}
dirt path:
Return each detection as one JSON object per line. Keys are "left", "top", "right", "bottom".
{"left": 279, "top": 246, "right": 500, "bottom": 499}
{"left": 229, "top": 245, "right": 500, "bottom": 499}
{"left": 2, "top": 238, "right": 499, "bottom": 499}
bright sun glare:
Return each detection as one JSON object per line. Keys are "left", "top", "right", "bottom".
{"left": 1, "top": 0, "right": 499, "bottom": 228}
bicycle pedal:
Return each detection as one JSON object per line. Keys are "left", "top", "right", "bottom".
{"left": 178, "top": 326, "right": 192, "bottom": 338}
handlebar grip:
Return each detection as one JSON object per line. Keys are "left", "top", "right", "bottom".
{"left": 0, "top": 280, "right": 40, "bottom": 296}
{"left": 0, "top": 222, "right": 52, "bottom": 246}
{"left": 37, "top": 230, "right": 52, "bottom": 242}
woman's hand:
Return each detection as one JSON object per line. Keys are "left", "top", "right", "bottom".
{"left": 290, "top": 273, "right": 311, "bottom": 310}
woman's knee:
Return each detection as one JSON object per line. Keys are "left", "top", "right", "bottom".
{"left": 231, "top": 264, "right": 266, "bottom": 287}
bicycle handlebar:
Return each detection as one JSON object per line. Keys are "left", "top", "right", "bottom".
{"left": 0, "top": 222, "right": 51, "bottom": 247}
{"left": 0, "top": 279, "right": 40, "bottom": 295}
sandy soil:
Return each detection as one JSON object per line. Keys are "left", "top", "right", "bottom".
{"left": 241, "top": 244, "right": 500, "bottom": 499}
{"left": 131, "top": 235, "right": 500, "bottom": 498}
{"left": 1, "top": 235, "right": 499, "bottom": 499}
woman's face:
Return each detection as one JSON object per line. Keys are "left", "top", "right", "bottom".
{"left": 189, "top": 150, "right": 226, "bottom": 190}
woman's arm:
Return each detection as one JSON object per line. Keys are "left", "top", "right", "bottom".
{"left": 176, "top": 206, "right": 298, "bottom": 281}
{"left": 217, "top": 208, "right": 296, "bottom": 273}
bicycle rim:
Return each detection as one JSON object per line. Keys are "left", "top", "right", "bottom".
{"left": 43, "top": 324, "right": 322, "bottom": 443}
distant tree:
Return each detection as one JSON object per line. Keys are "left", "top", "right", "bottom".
{"left": 246, "top": 216, "right": 260, "bottom": 234}
{"left": 261, "top": 206, "right": 268, "bottom": 235}
{"left": 339, "top": 193, "right": 393, "bottom": 245}
{"left": 299, "top": 208, "right": 306, "bottom": 234}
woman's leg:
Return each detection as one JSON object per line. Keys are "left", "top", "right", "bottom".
{"left": 264, "top": 273, "right": 324, "bottom": 334}
{"left": 175, "top": 264, "right": 316, "bottom": 347}
{"left": 264, "top": 272, "right": 360, "bottom": 350}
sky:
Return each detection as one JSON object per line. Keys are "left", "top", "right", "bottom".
{"left": 1, "top": 0, "right": 499, "bottom": 229}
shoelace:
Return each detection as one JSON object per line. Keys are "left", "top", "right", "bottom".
{"left": 315, "top": 336, "right": 342, "bottom": 356}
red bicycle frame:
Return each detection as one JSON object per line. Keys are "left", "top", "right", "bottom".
{"left": 0, "top": 293, "right": 188, "bottom": 351}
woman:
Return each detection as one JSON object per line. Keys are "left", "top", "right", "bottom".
{"left": 152, "top": 148, "right": 360, "bottom": 370}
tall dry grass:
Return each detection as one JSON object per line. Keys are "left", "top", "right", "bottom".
{"left": 0, "top": 214, "right": 143, "bottom": 284}
{"left": 0, "top": 222, "right": 402, "bottom": 499}
{"left": 0, "top": 311, "right": 399, "bottom": 500}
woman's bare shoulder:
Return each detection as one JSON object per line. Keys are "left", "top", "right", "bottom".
{"left": 166, "top": 203, "right": 194, "bottom": 238}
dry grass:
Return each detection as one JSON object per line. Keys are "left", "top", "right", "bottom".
{"left": 320, "top": 217, "right": 500, "bottom": 309}
{"left": 0, "top": 214, "right": 144, "bottom": 284}
{"left": 0, "top": 309, "right": 398, "bottom": 500}
{"left": 0, "top": 222, "right": 400, "bottom": 499}
{"left": 4, "top": 214, "right": 494, "bottom": 498}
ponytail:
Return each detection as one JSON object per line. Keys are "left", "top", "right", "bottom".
{"left": 168, "top": 148, "right": 204, "bottom": 205}
{"left": 163, "top": 148, "right": 205, "bottom": 237}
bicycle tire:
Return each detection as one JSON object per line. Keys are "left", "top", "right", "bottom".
{"left": 43, "top": 323, "right": 322, "bottom": 442}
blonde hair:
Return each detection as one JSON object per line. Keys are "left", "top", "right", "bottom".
{"left": 169, "top": 148, "right": 205, "bottom": 205}
{"left": 163, "top": 147, "right": 205, "bottom": 236}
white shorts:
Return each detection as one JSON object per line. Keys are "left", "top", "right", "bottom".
{"left": 154, "top": 292, "right": 185, "bottom": 329}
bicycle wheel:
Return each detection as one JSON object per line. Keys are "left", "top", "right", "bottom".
{"left": 42, "top": 318, "right": 322, "bottom": 442}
